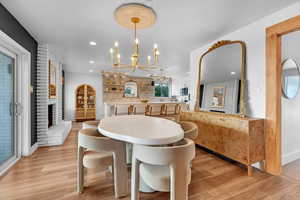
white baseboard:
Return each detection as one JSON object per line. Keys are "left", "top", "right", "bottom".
{"left": 29, "top": 143, "right": 38, "bottom": 155}
{"left": 251, "top": 151, "right": 300, "bottom": 169}
{"left": 0, "top": 157, "right": 20, "bottom": 177}
{"left": 23, "top": 142, "right": 38, "bottom": 157}
{"left": 282, "top": 151, "right": 300, "bottom": 166}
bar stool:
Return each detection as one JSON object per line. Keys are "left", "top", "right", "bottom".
{"left": 133, "top": 104, "right": 146, "bottom": 115}
{"left": 145, "top": 104, "right": 165, "bottom": 116}
{"left": 114, "top": 104, "right": 131, "bottom": 115}
{"left": 165, "top": 104, "right": 177, "bottom": 115}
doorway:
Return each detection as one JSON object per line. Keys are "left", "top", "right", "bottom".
{"left": 0, "top": 45, "right": 20, "bottom": 175}
{"left": 0, "top": 30, "right": 32, "bottom": 176}
{"left": 266, "top": 15, "right": 300, "bottom": 175}
{"left": 280, "top": 30, "right": 300, "bottom": 181}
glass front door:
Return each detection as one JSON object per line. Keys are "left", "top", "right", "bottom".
{"left": 0, "top": 47, "right": 17, "bottom": 172}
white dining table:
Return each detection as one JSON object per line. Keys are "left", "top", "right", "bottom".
{"left": 98, "top": 115, "right": 184, "bottom": 193}
{"left": 98, "top": 115, "right": 184, "bottom": 146}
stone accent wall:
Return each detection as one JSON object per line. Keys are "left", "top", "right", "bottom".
{"left": 103, "top": 72, "right": 154, "bottom": 102}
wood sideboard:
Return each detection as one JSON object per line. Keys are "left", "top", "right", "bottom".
{"left": 180, "top": 111, "right": 265, "bottom": 176}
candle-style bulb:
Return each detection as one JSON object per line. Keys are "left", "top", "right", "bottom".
{"left": 154, "top": 43, "right": 158, "bottom": 49}
{"left": 147, "top": 55, "right": 151, "bottom": 65}
{"left": 117, "top": 53, "right": 121, "bottom": 65}
{"left": 156, "top": 51, "right": 160, "bottom": 55}
{"left": 114, "top": 41, "right": 119, "bottom": 47}
{"left": 135, "top": 38, "right": 139, "bottom": 44}
{"left": 109, "top": 48, "right": 114, "bottom": 53}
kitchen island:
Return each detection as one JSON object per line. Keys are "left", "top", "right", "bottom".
{"left": 104, "top": 101, "right": 187, "bottom": 117}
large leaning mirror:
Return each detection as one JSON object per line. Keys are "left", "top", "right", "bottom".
{"left": 282, "top": 58, "right": 300, "bottom": 99}
{"left": 195, "top": 40, "right": 246, "bottom": 115}
{"left": 124, "top": 81, "right": 138, "bottom": 98}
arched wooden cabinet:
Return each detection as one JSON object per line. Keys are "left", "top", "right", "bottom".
{"left": 75, "top": 84, "right": 96, "bottom": 121}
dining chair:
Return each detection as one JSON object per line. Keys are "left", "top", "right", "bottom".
{"left": 114, "top": 104, "right": 131, "bottom": 115}
{"left": 131, "top": 138, "right": 195, "bottom": 200}
{"left": 178, "top": 121, "right": 198, "bottom": 141}
{"left": 77, "top": 128, "right": 128, "bottom": 198}
{"left": 82, "top": 120, "right": 100, "bottom": 129}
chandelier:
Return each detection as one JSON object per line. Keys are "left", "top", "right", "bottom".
{"left": 109, "top": 3, "right": 161, "bottom": 73}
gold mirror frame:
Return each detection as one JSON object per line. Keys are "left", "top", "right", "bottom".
{"left": 194, "top": 40, "right": 246, "bottom": 116}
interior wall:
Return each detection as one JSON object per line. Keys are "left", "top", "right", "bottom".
{"left": 64, "top": 72, "right": 103, "bottom": 120}
{"left": 190, "top": 2, "right": 300, "bottom": 163}
{"left": 172, "top": 75, "right": 190, "bottom": 96}
{"left": 0, "top": 3, "right": 38, "bottom": 146}
{"left": 190, "top": 2, "right": 300, "bottom": 118}
{"left": 281, "top": 30, "right": 300, "bottom": 165}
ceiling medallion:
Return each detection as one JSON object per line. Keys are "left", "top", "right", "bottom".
{"left": 114, "top": 3, "right": 156, "bottom": 29}
{"left": 109, "top": 3, "right": 163, "bottom": 75}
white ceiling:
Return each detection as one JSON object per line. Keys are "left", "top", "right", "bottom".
{"left": 1, "top": 0, "right": 299, "bottom": 76}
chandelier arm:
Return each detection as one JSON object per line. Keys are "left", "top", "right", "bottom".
{"left": 134, "top": 21, "right": 137, "bottom": 40}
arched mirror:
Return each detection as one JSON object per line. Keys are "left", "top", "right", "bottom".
{"left": 282, "top": 58, "right": 300, "bottom": 99}
{"left": 124, "top": 81, "right": 138, "bottom": 98}
{"left": 195, "top": 40, "right": 246, "bottom": 115}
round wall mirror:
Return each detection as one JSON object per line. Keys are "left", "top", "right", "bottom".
{"left": 282, "top": 58, "right": 300, "bottom": 99}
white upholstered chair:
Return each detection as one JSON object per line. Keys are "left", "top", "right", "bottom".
{"left": 77, "top": 128, "right": 128, "bottom": 198}
{"left": 82, "top": 120, "right": 100, "bottom": 129}
{"left": 131, "top": 138, "right": 195, "bottom": 200}
{"left": 178, "top": 121, "right": 198, "bottom": 141}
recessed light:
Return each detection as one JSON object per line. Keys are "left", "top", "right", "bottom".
{"left": 89, "top": 60, "right": 95, "bottom": 64}
{"left": 231, "top": 71, "right": 236, "bottom": 75}
{"left": 89, "top": 41, "right": 97, "bottom": 46}
{"left": 89, "top": 69, "right": 93, "bottom": 73}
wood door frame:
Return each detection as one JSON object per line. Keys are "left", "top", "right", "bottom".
{"left": 266, "top": 15, "right": 300, "bottom": 175}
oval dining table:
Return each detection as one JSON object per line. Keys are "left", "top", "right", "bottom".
{"left": 98, "top": 115, "right": 184, "bottom": 195}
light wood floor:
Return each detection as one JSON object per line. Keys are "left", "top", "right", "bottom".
{"left": 1, "top": 122, "right": 300, "bottom": 200}
{"left": 283, "top": 159, "right": 300, "bottom": 182}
